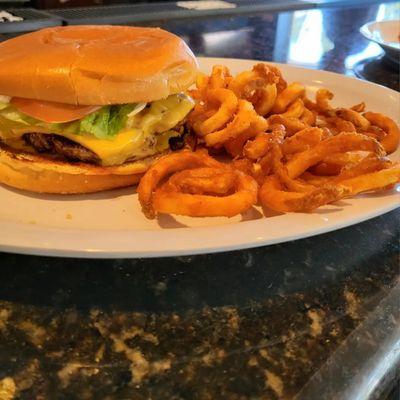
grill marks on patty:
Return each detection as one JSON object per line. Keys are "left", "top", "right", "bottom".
{"left": 23, "top": 133, "right": 100, "bottom": 164}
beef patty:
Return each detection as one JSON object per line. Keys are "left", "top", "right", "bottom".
{"left": 23, "top": 129, "right": 186, "bottom": 165}
{"left": 23, "top": 133, "right": 100, "bottom": 164}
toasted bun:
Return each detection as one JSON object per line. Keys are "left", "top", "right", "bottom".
{"left": 0, "top": 25, "right": 198, "bottom": 105}
{"left": 0, "top": 146, "right": 164, "bottom": 194}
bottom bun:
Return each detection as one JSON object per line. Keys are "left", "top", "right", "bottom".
{"left": 0, "top": 146, "right": 162, "bottom": 194}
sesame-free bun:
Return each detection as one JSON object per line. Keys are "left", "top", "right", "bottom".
{"left": 0, "top": 25, "right": 198, "bottom": 105}
{"left": 0, "top": 146, "right": 164, "bottom": 194}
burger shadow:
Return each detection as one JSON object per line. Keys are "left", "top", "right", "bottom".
{"left": 0, "top": 184, "right": 136, "bottom": 201}
{"left": 313, "top": 204, "right": 347, "bottom": 214}
{"left": 156, "top": 207, "right": 264, "bottom": 228}
{"left": 157, "top": 214, "right": 188, "bottom": 228}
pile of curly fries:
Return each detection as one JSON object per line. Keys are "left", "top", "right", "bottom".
{"left": 138, "top": 63, "right": 400, "bottom": 219}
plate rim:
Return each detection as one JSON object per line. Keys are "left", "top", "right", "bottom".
{"left": 1, "top": 201, "right": 399, "bottom": 258}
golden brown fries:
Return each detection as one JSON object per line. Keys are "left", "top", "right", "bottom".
{"left": 138, "top": 150, "right": 258, "bottom": 218}
{"left": 315, "top": 88, "right": 334, "bottom": 113}
{"left": 363, "top": 112, "right": 400, "bottom": 154}
{"left": 137, "top": 151, "right": 221, "bottom": 219}
{"left": 259, "top": 175, "right": 349, "bottom": 213}
{"left": 138, "top": 63, "right": 400, "bottom": 218}
{"left": 284, "top": 133, "right": 385, "bottom": 179}
{"left": 272, "top": 82, "right": 305, "bottom": 114}
{"left": 281, "top": 127, "right": 325, "bottom": 155}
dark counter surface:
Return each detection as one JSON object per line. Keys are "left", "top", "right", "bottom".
{"left": 0, "top": 2, "right": 399, "bottom": 399}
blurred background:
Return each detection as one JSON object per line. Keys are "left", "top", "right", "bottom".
{"left": 1, "top": 0, "right": 397, "bottom": 10}
{"left": 3, "top": 0, "right": 398, "bottom": 88}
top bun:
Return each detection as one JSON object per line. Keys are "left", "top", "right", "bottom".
{"left": 0, "top": 25, "right": 198, "bottom": 105}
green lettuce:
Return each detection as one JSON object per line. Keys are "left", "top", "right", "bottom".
{"left": 0, "top": 103, "right": 141, "bottom": 139}
{"left": 0, "top": 105, "right": 38, "bottom": 125}
{"left": 79, "top": 104, "right": 136, "bottom": 139}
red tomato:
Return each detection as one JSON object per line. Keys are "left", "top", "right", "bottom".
{"left": 11, "top": 98, "right": 101, "bottom": 123}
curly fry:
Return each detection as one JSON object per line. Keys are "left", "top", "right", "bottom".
{"left": 280, "top": 98, "right": 305, "bottom": 118}
{"left": 269, "top": 123, "right": 287, "bottom": 142}
{"left": 303, "top": 157, "right": 394, "bottom": 185}
{"left": 224, "top": 117, "right": 268, "bottom": 157}
{"left": 257, "top": 129, "right": 317, "bottom": 193}
{"left": 276, "top": 166, "right": 316, "bottom": 193}
{"left": 190, "top": 66, "right": 232, "bottom": 101}
{"left": 165, "top": 167, "right": 236, "bottom": 195}
{"left": 253, "top": 84, "right": 278, "bottom": 116}
{"left": 267, "top": 115, "right": 307, "bottom": 136}
{"left": 195, "top": 89, "right": 238, "bottom": 136}
{"left": 300, "top": 107, "right": 316, "bottom": 125}
{"left": 205, "top": 100, "right": 264, "bottom": 147}
{"left": 228, "top": 70, "right": 261, "bottom": 97}
{"left": 351, "top": 102, "right": 366, "bottom": 113}
{"left": 336, "top": 108, "right": 370, "bottom": 130}
{"left": 252, "top": 63, "right": 287, "bottom": 92}
{"left": 340, "top": 163, "right": 400, "bottom": 195}
{"left": 225, "top": 131, "right": 257, "bottom": 157}
{"left": 251, "top": 113, "right": 269, "bottom": 132}
{"left": 138, "top": 150, "right": 221, "bottom": 218}
{"left": 231, "top": 158, "right": 255, "bottom": 175}
{"left": 153, "top": 168, "right": 258, "bottom": 217}
{"left": 321, "top": 127, "right": 334, "bottom": 138}
{"left": 311, "top": 151, "right": 374, "bottom": 176}
{"left": 333, "top": 117, "right": 357, "bottom": 133}
{"left": 258, "top": 125, "right": 286, "bottom": 175}
{"left": 336, "top": 156, "right": 391, "bottom": 180}
{"left": 361, "top": 125, "right": 387, "bottom": 142}
{"left": 209, "top": 65, "right": 232, "bottom": 89}
{"left": 363, "top": 112, "right": 400, "bottom": 154}
{"left": 285, "top": 133, "right": 385, "bottom": 179}
{"left": 187, "top": 103, "right": 216, "bottom": 129}
{"left": 259, "top": 176, "right": 349, "bottom": 213}
{"left": 316, "top": 88, "right": 334, "bottom": 113}
{"left": 228, "top": 66, "right": 281, "bottom": 116}
{"left": 231, "top": 158, "right": 265, "bottom": 185}
{"left": 301, "top": 156, "right": 393, "bottom": 188}
{"left": 282, "top": 127, "right": 324, "bottom": 155}
{"left": 303, "top": 96, "right": 318, "bottom": 111}
{"left": 194, "top": 73, "right": 209, "bottom": 93}
{"left": 244, "top": 133, "right": 270, "bottom": 160}
{"left": 272, "top": 82, "right": 305, "bottom": 114}
{"left": 243, "top": 124, "right": 286, "bottom": 160}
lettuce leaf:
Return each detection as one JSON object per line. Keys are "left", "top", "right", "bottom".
{"left": 79, "top": 104, "right": 136, "bottom": 139}
{"left": 0, "top": 103, "right": 139, "bottom": 139}
{"left": 0, "top": 106, "right": 37, "bottom": 125}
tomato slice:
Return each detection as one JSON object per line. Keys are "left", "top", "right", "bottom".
{"left": 10, "top": 98, "right": 101, "bottom": 123}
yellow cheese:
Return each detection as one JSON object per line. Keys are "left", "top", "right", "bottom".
{"left": 0, "top": 93, "right": 194, "bottom": 166}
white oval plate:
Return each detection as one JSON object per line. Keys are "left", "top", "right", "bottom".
{"left": 0, "top": 57, "right": 399, "bottom": 258}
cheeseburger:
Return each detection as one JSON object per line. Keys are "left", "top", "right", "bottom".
{"left": 0, "top": 25, "right": 198, "bottom": 193}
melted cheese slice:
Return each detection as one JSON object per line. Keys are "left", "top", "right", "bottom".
{"left": 0, "top": 94, "right": 194, "bottom": 166}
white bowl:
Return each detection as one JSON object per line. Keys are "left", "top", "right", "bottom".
{"left": 360, "top": 20, "right": 400, "bottom": 65}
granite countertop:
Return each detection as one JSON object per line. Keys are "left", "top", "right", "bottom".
{"left": 0, "top": 2, "right": 399, "bottom": 399}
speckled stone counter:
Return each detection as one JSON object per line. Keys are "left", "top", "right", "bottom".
{"left": 0, "top": 2, "right": 399, "bottom": 399}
